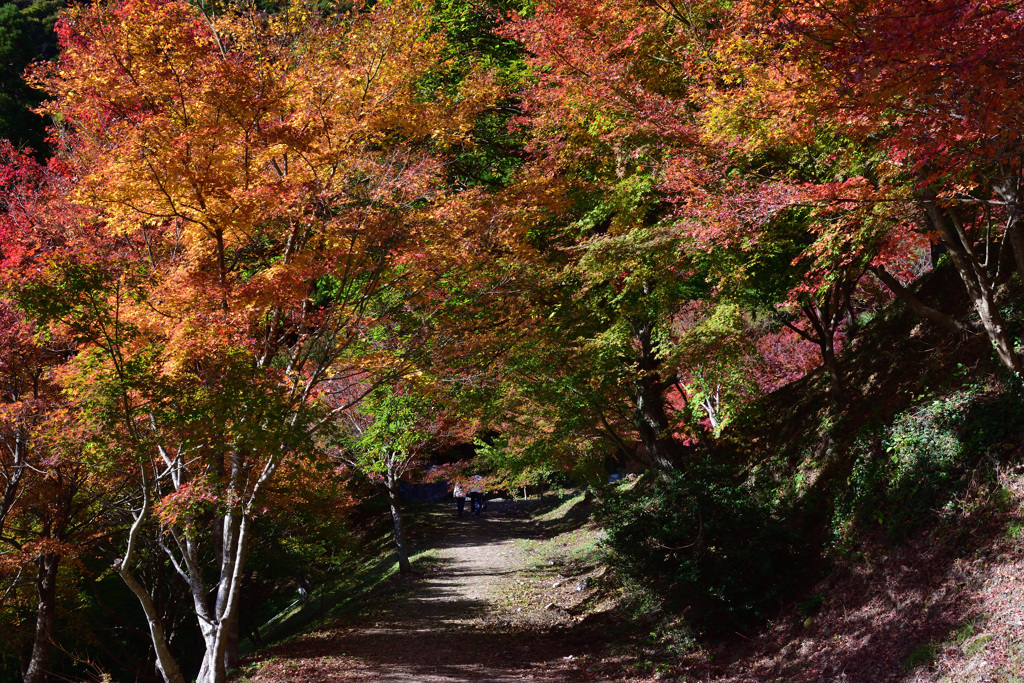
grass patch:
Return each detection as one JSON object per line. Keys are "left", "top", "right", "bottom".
{"left": 241, "top": 502, "right": 450, "bottom": 654}
{"left": 963, "top": 632, "right": 995, "bottom": 657}
{"left": 902, "top": 643, "right": 937, "bottom": 671}
{"left": 534, "top": 490, "right": 589, "bottom": 523}
{"left": 515, "top": 490, "right": 607, "bottom": 574}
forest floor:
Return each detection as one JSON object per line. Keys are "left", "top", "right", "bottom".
{"left": 696, "top": 470, "right": 1024, "bottom": 683}
{"left": 240, "top": 483, "right": 1024, "bottom": 683}
{"left": 241, "top": 495, "right": 656, "bottom": 683}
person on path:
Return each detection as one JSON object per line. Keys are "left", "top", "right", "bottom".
{"left": 453, "top": 483, "right": 466, "bottom": 517}
{"left": 469, "top": 476, "right": 484, "bottom": 516}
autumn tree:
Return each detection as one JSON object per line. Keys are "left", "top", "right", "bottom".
{"left": 471, "top": 0, "right": 895, "bottom": 480}
{"left": 0, "top": 142, "right": 117, "bottom": 683}
{"left": 488, "top": 0, "right": 729, "bottom": 473}
{"left": 3, "top": 0, "right": 503, "bottom": 681}
{"left": 738, "top": 0, "right": 1024, "bottom": 373}
{"left": 333, "top": 383, "right": 436, "bottom": 575}
{"left": 504, "top": 0, "right": 964, "bottom": 416}
{"left": 0, "top": 300, "right": 68, "bottom": 683}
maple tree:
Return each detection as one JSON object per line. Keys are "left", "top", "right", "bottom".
{"left": 487, "top": 0, "right": 720, "bottom": 473}
{"left": 488, "top": 0, "right": 859, "bottom": 469}
{"left": 0, "top": 143, "right": 116, "bottom": 683}
{"left": 2, "top": 0, "right": 504, "bottom": 680}
{"left": 332, "top": 383, "right": 436, "bottom": 574}
{"left": 0, "top": 298, "right": 66, "bottom": 683}
{"left": 504, "top": 0, "right": 990, "bottom": 413}
{"left": 729, "top": 0, "right": 1024, "bottom": 373}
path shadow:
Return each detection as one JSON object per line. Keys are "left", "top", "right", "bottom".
{"left": 261, "top": 610, "right": 604, "bottom": 682}
{"left": 253, "top": 496, "right": 613, "bottom": 682}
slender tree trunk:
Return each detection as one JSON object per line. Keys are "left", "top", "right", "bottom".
{"left": 24, "top": 553, "right": 59, "bottom": 683}
{"left": 386, "top": 476, "right": 411, "bottom": 574}
{"left": 922, "top": 199, "right": 1022, "bottom": 373}
{"left": 700, "top": 385, "right": 720, "bottom": 431}
{"left": 116, "top": 567, "right": 187, "bottom": 683}
{"left": 992, "top": 174, "right": 1024, "bottom": 283}
{"left": 206, "top": 447, "right": 250, "bottom": 680}
{"left": 797, "top": 296, "right": 847, "bottom": 400}
{"left": 223, "top": 609, "right": 240, "bottom": 673}
{"left": 870, "top": 265, "right": 967, "bottom": 336}
{"left": 196, "top": 510, "right": 249, "bottom": 683}
{"left": 194, "top": 448, "right": 279, "bottom": 683}
{"left": 0, "top": 430, "right": 25, "bottom": 536}
{"left": 843, "top": 299, "right": 859, "bottom": 340}
{"left": 1005, "top": 220, "right": 1024, "bottom": 283}
{"left": 215, "top": 513, "right": 250, "bottom": 683}
{"left": 213, "top": 510, "right": 241, "bottom": 680}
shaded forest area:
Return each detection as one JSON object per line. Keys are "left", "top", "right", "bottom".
{"left": 2, "top": 0, "right": 1024, "bottom": 681}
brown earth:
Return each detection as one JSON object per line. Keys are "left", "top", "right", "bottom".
{"left": 243, "top": 477, "right": 1024, "bottom": 683}
{"left": 245, "top": 499, "right": 643, "bottom": 683}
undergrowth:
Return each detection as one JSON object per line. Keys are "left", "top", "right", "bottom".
{"left": 832, "top": 380, "right": 1024, "bottom": 549}
{"left": 241, "top": 501, "right": 447, "bottom": 653}
{"left": 600, "top": 461, "right": 811, "bottom": 635}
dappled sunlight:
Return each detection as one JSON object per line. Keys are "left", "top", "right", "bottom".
{"left": 248, "top": 498, "right": 612, "bottom": 682}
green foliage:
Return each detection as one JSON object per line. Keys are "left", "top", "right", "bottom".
{"left": 474, "top": 434, "right": 577, "bottom": 491}
{"left": 674, "top": 303, "right": 761, "bottom": 433}
{"left": 902, "top": 643, "right": 937, "bottom": 671}
{"left": 426, "top": 0, "right": 531, "bottom": 190}
{"left": 0, "top": 0, "right": 65, "bottom": 152}
{"left": 833, "top": 384, "right": 1024, "bottom": 544}
{"left": 796, "top": 592, "right": 825, "bottom": 617}
{"left": 243, "top": 482, "right": 358, "bottom": 623}
{"left": 600, "top": 461, "right": 810, "bottom": 634}
{"left": 346, "top": 387, "right": 432, "bottom": 474}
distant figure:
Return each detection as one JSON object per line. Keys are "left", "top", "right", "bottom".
{"left": 453, "top": 483, "right": 466, "bottom": 517}
{"left": 469, "top": 476, "right": 485, "bottom": 516}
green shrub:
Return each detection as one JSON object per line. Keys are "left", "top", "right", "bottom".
{"left": 601, "top": 460, "right": 809, "bottom": 634}
{"left": 834, "top": 385, "right": 1024, "bottom": 545}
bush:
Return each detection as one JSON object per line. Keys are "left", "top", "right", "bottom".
{"left": 601, "top": 460, "right": 809, "bottom": 634}
{"left": 833, "top": 384, "right": 1024, "bottom": 545}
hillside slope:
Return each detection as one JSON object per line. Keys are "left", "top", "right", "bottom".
{"left": 668, "top": 264, "right": 1024, "bottom": 680}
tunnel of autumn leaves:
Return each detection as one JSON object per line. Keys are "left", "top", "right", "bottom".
{"left": 3, "top": 0, "right": 1024, "bottom": 681}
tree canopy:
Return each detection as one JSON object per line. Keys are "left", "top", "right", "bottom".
{"left": 2, "top": 0, "right": 1024, "bottom": 679}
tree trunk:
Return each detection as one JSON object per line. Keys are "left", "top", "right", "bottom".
{"left": 922, "top": 199, "right": 1022, "bottom": 373}
{"left": 116, "top": 566, "right": 187, "bottom": 683}
{"left": 631, "top": 320, "right": 681, "bottom": 475}
{"left": 386, "top": 480, "right": 411, "bottom": 575}
{"left": 820, "top": 334, "right": 844, "bottom": 400}
{"left": 196, "top": 510, "right": 250, "bottom": 683}
{"left": 223, "top": 608, "right": 240, "bottom": 673}
{"left": 992, "top": 174, "right": 1024, "bottom": 283}
{"left": 870, "top": 265, "right": 968, "bottom": 336}
{"left": 1005, "top": 220, "right": 1024, "bottom": 283}
{"left": 798, "top": 296, "right": 847, "bottom": 400}
{"left": 634, "top": 375, "right": 678, "bottom": 473}
{"left": 213, "top": 511, "right": 242, "bottom": 680}
{"left": 23, "top": 553, "right": 60, "bottom": 683}
{"left": 0, "top": 428, "right": 26, "bottom": 536}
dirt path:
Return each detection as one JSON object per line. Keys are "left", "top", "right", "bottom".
{"left": 249, "top": 501, "right": 605, "bottom": 682}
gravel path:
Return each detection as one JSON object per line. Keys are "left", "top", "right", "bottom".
{"left": 250, "top": 501, "right": 598, "bottom": 683}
